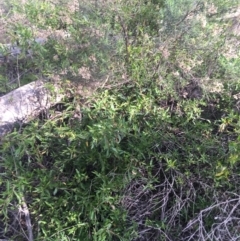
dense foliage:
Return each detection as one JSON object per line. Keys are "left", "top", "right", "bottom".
{"left": 0, "top": 0, "right": 240, "bottom": 240}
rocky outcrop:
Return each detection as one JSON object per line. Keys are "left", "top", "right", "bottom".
{"left": 0, "top": 80, "right": 64, "bottom": 138}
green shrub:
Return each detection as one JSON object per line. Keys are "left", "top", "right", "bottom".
{"left": 0, "top": 0, "right": 240, "bottom": 240}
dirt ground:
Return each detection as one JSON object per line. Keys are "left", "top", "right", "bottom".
{"left": 0, "top": 1, "right": 12, "bottom": 43}
{"left": 0, "top": 0, "right": 239, "bottom": 95}
{"left": 0, "top": 0, "right": 114, "bottom": 96}
{"left": 0, "top": 0, "right": 86, "bottom": 44}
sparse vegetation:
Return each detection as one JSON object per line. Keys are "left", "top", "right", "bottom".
{"left": 0, "top": 0, "right": 240, "bottom": 240}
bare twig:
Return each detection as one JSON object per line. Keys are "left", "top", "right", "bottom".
{"left": 18, "top": 197, "right": 33, "bottom": 241}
